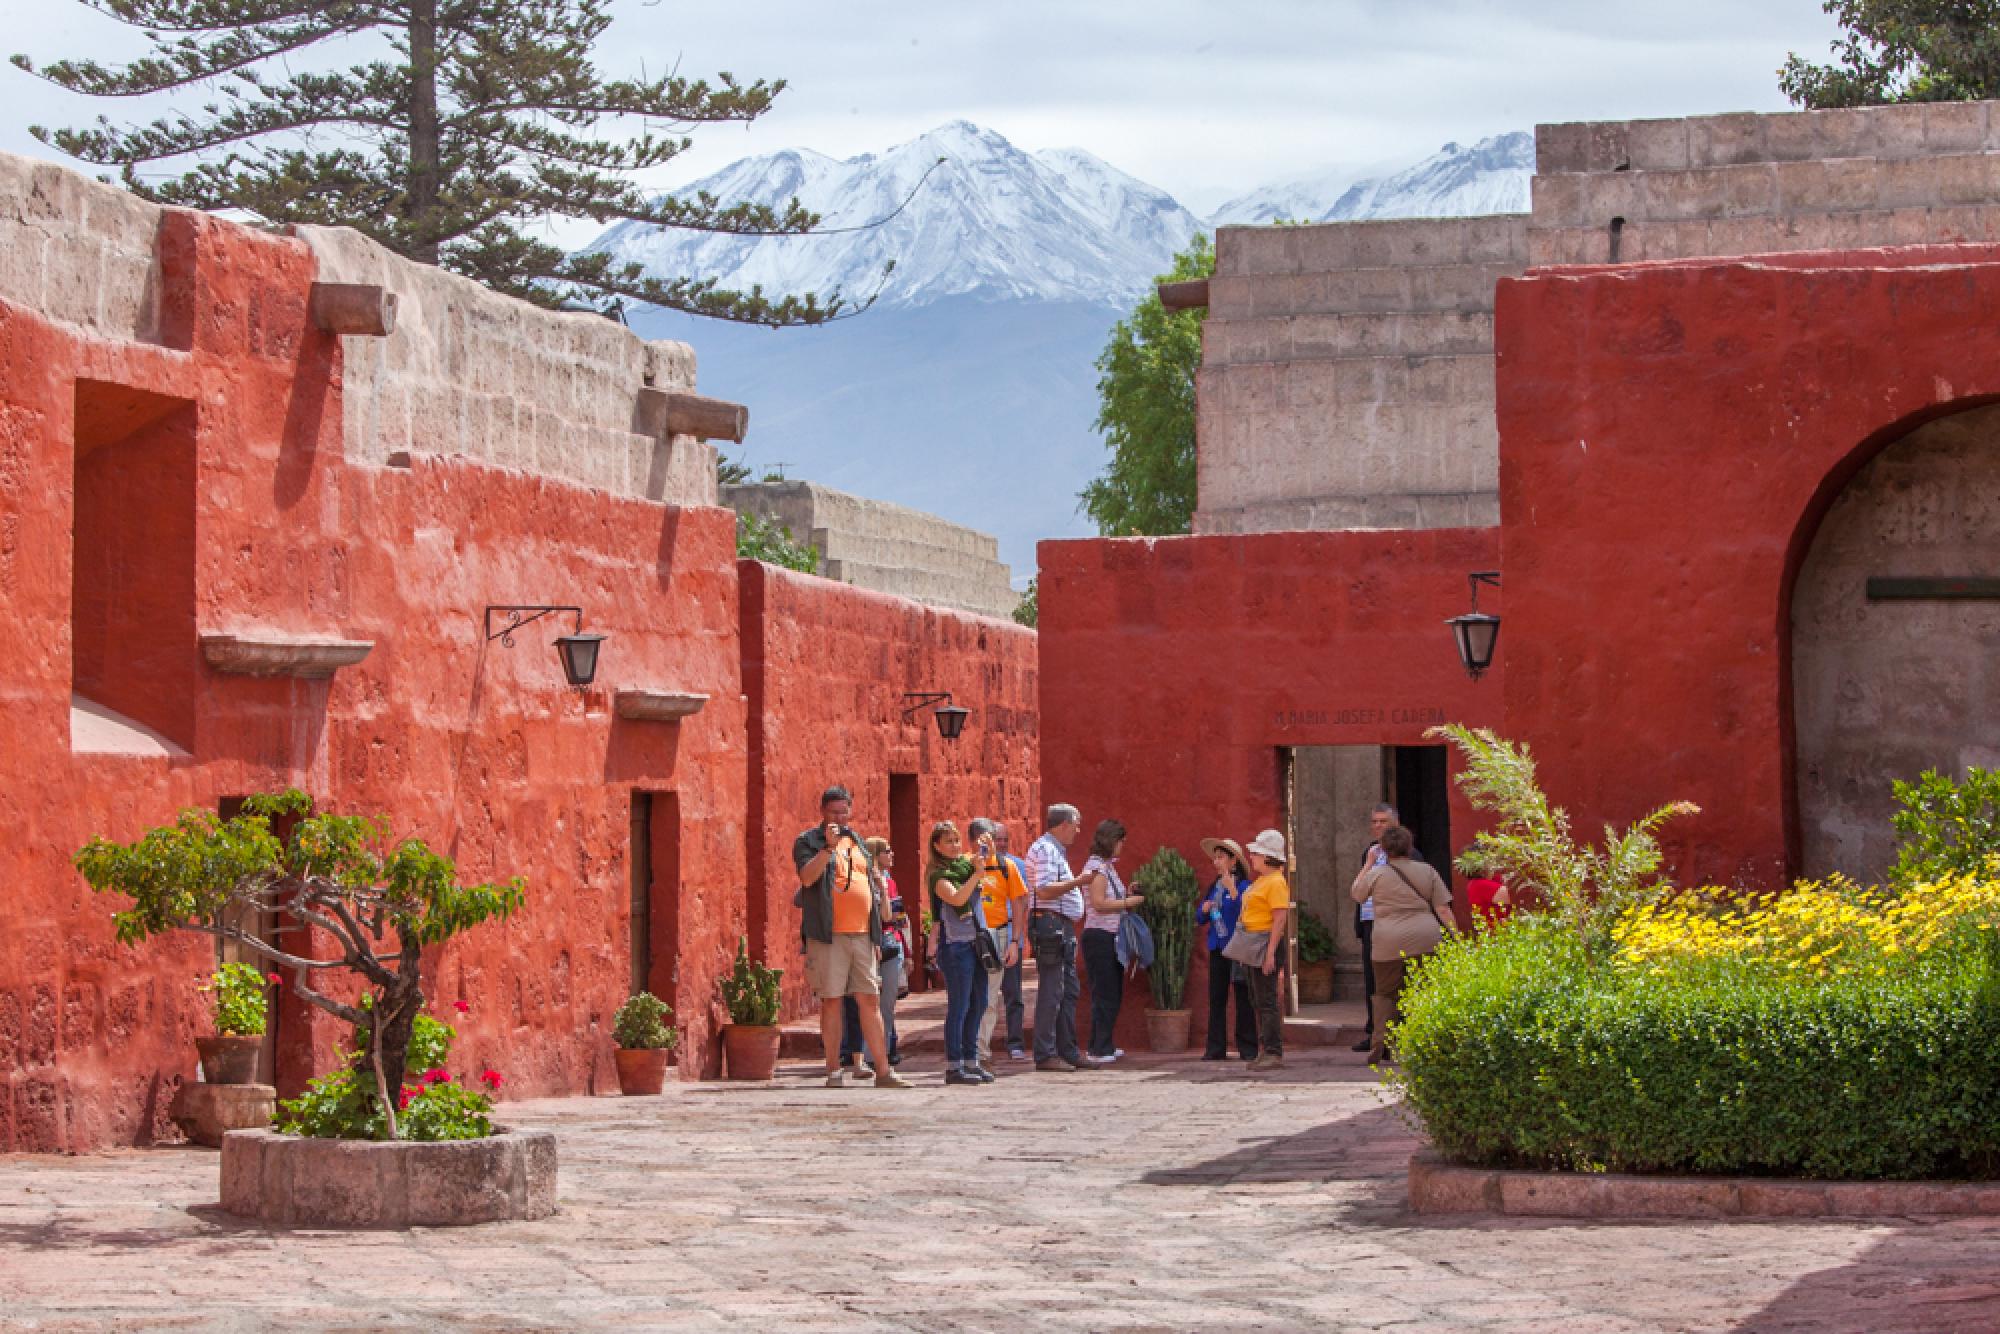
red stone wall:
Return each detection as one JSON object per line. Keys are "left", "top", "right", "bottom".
{"left": 1037, "top": 528, "right": 1503, "bottom": 1052}
{"left": 0, "top": 211, "right": 755, "bottom": 1150}
{"left": 739, "top": 560, "right": 1039, "bottom": 1018}
{"left": 1495, "top": 243, "right": 2000, "bottom": 886}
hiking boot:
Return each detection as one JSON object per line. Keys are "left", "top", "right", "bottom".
{"left": 1245, "top": 1054, "right": 1277, "bottom": 1073}
{"left": 1034, "top": 1058, "right": 1078, "bottom": 1072}
{"left": 873, "top": 1069, "right": 913, "bottom": 1089}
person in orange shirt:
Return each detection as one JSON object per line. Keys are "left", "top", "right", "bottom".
{"left": 792, "top": 785, "right": 910, "bottom": 1089}
{"left": 1239, "top": 829, "right": 1293, "bottom": 1072}
{"left": 968, "top": 818, "right": 1028, "bottom": 1069}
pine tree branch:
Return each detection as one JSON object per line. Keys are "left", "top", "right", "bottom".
{"left": 40, "top": 73, "right": 400, "bottom": 164}
{"left": 70, "top": 0, "right": 367, "bottom": 34}
{"left": 14, "top": 9, "right": 374, "bottom": 97}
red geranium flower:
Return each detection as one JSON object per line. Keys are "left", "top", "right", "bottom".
{"left": 397, "top": 1086, "right": 416, "bottom": 1110}
{"left": 452, "top": 999, "right": 470, "bottom": 1014}
{"left": 480, "top": 1068, "right": 502, "bottom": 1090}
{"left": 423, "top": 1067, "right": 450, "bottom": 1084}
{"left": 266, "top": 973, "right": 282, "bottom": 985}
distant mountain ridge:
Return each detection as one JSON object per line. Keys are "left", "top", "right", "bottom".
{"left": 594, "top": 124, "right": 1534, "bottom": 576}
{"left": 587, "top": 124, "right": 1532, "bottom": 314}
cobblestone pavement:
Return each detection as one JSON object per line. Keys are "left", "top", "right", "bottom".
{"left": 4, "top": 1047, "right": 1999, "bottom": 1332}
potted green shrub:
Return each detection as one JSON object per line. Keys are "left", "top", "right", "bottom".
{"left": 719, "top": 937, "right": 783, "bottom": 1080}
{"left": 198, "top": 961, "right": 276, "bottom": 1084}
{"left": 1136, "top": 847, "right": 1198, "bottom": 1052}
{"left": 1295, "top": 908, "right": 1337, "bottom": 1005}
{"left": 612, "top": 992, "right": 679, "bottom": 1095}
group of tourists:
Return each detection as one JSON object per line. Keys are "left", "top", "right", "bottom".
{"left": 793, "top": 785, "right": 1479, "bottom": 1086}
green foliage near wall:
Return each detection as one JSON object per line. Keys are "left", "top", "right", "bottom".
{"left": 736, "top": 511, "right": 821, "bottom": 575}
{"left": 1136, "top": 848, "right": 1198, "bottom": 1010}
{"left": 1012, "top": 578, "right": 1038, "bottom": 628}
{"left": 1395, "top": 919, "right": 2000, "bottom": 1180}
{"left": 1782, "top": 0, "right": 2000, "bottom": 108}
{"left": 1892, "top": 766, "right": 2000, "bottom": 886}
{"left": 721, "top": 937, "right": 783, "bottom": 1026}
{"left": 1081, "top": 232, "right": 1213, "bottom": 537}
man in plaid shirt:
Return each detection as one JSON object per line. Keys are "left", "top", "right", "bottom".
{"left": 1025, "top": 803, "right": 1097, "bottom": 1071}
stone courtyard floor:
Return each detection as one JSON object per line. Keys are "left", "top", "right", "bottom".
{"left": 3, "top": 1047, "right": 1999, "bottom": 1332}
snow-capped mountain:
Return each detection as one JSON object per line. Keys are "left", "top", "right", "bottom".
{"left": 1321, "top": 132, "right": 1533, "bottom": 221}
{"left": 587, "top": 121, "right": 1202, "bottom": 311}
{"left": 1205, "top": 133, "right": 1532, "bottom": 226}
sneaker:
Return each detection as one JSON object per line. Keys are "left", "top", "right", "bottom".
{"left": 824, "top": 1069, "right": 848, "bottom": 1088}
{"left": 1111, "top": 1048, "right": 1126, "bottom": 1060}
{"left": 1034, "top": 1058, "right": 1078, "bottom": 1073}
{"left": 945, "top": 1068, "right": 982, "bottom": 1085}
{"left": 1349, "top": 1038, "right": 1371, "bottom": 1053}
{"left": 967, "top": 1065, "right": 997, "bottom": 1084}
{"left": 1008, "top": 1046, "right": 1029, "bottom": 1062}
{"left": 1245, "top": 1054, "right": 1276, "bottom": 1073}
{"left": 851, "top": 1063, "right": 874, "bottom": 1080}
{"left": 873, "top": 1069, "right": 913, "bottom": 1089}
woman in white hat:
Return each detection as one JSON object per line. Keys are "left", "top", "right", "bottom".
{"left": 1239, "top": 829, "right": 1292, "bottom": 1071}
{"left": 1197, "top": 836, "right": 1257, "bottom": 1062}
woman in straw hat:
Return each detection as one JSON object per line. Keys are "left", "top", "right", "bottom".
{"left": 1239, "top": 829, "right": 1293, "bottom": 1072}
{"left": 1197, "top": 836, "right": 1258, "bottom": 1062}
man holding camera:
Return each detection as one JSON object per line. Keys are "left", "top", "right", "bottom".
{"left": 793, "top": 785, "right": 911, "bottom": 1089}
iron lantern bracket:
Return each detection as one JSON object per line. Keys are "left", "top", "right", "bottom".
{"left": 485, "top": 605, "right": 583, "bottom": 648}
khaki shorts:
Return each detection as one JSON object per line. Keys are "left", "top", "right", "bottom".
{"left": 806, "top": 933, "right": 881, "bottom": 999}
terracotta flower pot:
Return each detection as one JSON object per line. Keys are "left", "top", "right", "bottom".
{"left": 1296, "top": 958, "right": 1337, "bottom": 1005}
{"left": 1143, "top": 1007, "right": 1192, "bottom": 1053}
{"left": 197, "top": 1035, "right": 262, "bottom": 1085}
{"left": 722, "top": 1024, "right": 780, "bottom": 1081}
{"left": 614, "top": 1047, "right": 671, "bottom": 1095}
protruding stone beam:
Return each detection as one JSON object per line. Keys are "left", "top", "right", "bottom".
{"left": 636, "top": 387, "right": 748, "bottom": 443}
{"left": 202, "top": 633, "right": 374, "bottom": 680}
{"left": 614, "top": 689, "right": 710, "bottom": 722}
{"left": 309, "top": 282, "right": 399, "bottom": 337}
{"left": 1158, "top": 279, "right": 1210, "bottom": 311}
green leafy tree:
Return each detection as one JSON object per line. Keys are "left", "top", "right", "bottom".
{"left": 1430, "top": 725, "right": 1698, "bottom": 954}
{"left": 1891, "top": 766, "right": 2000, "bottom": 885}
{"left": 14, "top": 0, "right": 864, "bottom": 322}
{"left": 735, "top": 510, "right": 819, "bottom": 574}
{"left": 73, "top": 790, "right": 523, "bottom": 1138}
{"left": 1012, "top": 577, "right": 1038, "bottom": 628}
{"left": 1080, "top": 232, "right": 1213, "bottom": 536}
{"left": 1782, "top": 0, "right": 2000, "bottom": 107}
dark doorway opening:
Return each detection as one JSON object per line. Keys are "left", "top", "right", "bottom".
{"left": 631, "top": 791, "right": 682, "bottom": 1011}
{"left": 888, "top": 773, "right": 922, "bottom": 990}
{"left": 1390, "top": 744, "right": 1454, "bottom": 889}
{"left": 216, "top": 796, "right": 302, "bottom": 1091}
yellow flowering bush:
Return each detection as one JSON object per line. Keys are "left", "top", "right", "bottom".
{"left": 1614, "top": 874, "right": 2000, "bottom": 977}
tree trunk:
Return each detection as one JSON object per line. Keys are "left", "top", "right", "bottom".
{"left": 406, "top": 0, "right": 442, "bottom": 265}
{"left": 376, "top": 942, "right": 425, "bottom": 1108}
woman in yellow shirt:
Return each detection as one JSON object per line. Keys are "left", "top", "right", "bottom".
{"left": 1239, "top": 829, "right": 1291, "bottom": 1072}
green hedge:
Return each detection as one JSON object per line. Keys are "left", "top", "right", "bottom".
{"left": 1393, "top": 920, "right": 2000, "bottom": 1180}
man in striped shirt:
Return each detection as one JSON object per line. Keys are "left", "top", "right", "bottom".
{"left": 1026, "top": 803, "right": 1098, "bottom": 1072}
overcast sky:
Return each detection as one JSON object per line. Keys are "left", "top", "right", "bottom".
{"left": 4, "top": 0, "right": 1844, "bottom": 226}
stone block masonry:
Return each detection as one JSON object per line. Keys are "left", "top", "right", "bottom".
{"left": 1195, "top": 216, "right": 1527, "bottom": 536}
{"left": 724, "top": 480, "right": 1019, "bottom": 619}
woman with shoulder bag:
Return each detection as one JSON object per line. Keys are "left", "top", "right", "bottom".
{"left": 1079, "top": 819, "right": 1143, "bottom": 1064}
{"left": 1228, "top": 829, "right": 1292, "bottom": 1072}
{"left": 1350, "top": 824, "right": 1453, "bottom": 1065}
{"left": 926, "top": 821, "right": 993, "bottom": 1086}
{"left": 1197, "top": 836, "right": 1258, "bottom": 1062}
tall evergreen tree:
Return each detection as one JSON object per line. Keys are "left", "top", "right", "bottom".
{"left": 1782, "top": 0, "right": 2000, "bottom": 108}
{"left": 15, "top": 0, "right": 858, "bottom": 323}
{"left": 1079, "top": 232, "right": 1212, "bottom": 537}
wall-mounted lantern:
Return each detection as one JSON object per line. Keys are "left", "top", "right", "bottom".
{"left": 485, "top": 605, "right": 605, "bottom": 688}
{"left": 1446, "top": 572, "right": 1502, "bottom": 681}
{"left": 903, "top": 691, "right": 970, "bottom": 741}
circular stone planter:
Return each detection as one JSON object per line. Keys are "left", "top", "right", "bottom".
{"left": 196, "top": 1035, "right": 262, "bottom": 1085}
{"left": 220, "top": 1127, "right": 557, "bottom": 1228}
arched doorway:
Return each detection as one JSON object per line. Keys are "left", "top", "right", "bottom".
{"left": 1790, "top": 403, "right": 2000, "bottom": 884}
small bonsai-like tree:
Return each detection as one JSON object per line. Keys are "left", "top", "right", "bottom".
{"left": 1135, "top": 847, "right": 1198, "bottom": 1011}
{"left": 74, "top": 790, "right": 522, "bottom": 1139}
{"left": 719, "top": 937, "right": 782, "bottom": 1026}
{"left": 612, "top": 992, "right": 678, "bottom": 1051}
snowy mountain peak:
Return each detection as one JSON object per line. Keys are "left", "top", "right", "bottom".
{"left": 584, "top": 124, "right": 1532, "bottom": 314}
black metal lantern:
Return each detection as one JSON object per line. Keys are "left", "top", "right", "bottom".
{"left": 903, "top": 691, "right": 969, "bottom": 742}
{"left": 554, "top": 632, "right": 606, "bottom": 688}
{"left": 486, "top": 605, "right": 605, "bottom": 689}
{"left": 1446, "top": 572, "right": 1502, "bottom": 680}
